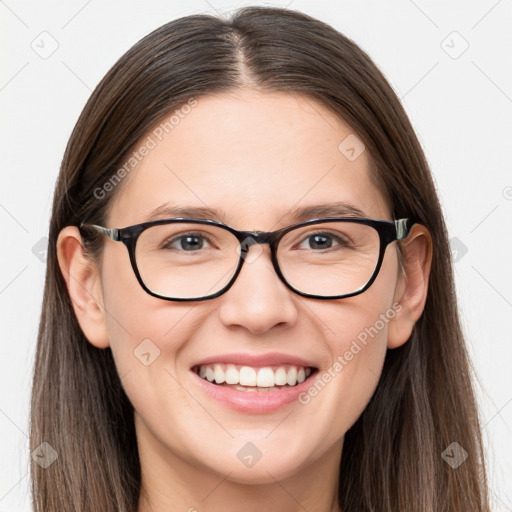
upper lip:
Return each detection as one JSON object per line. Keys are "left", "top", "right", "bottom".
{"left": 191, "top": 352, "right": 318, "bottom": 369}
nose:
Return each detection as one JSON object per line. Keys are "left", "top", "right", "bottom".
{"left": 217, "top": 243, "right": 299, "bottom": 334}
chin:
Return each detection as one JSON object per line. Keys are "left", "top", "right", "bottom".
{"left": 197, "top": 446, "right": 314, "bottom": 485}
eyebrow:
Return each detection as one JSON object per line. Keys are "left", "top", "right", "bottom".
{"left": 143, "top": 201, "right": 368, "bottom": 224}
{"left": 287, "top": 202, "right": 367, "bottom": 222}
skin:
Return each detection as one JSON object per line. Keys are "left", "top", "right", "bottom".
{"left": 57, "top": 89, "right": 432, "bottom": 512}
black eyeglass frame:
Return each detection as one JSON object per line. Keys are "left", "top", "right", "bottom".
{"left": 79, "top": 216, "right": 414, "bottom": 302}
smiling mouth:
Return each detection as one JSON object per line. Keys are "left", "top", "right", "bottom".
{"left": 191, "top": 363, "right": 318, "bottom": 392}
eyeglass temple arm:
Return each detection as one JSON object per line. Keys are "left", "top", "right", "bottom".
{"left": 395, "top": 218, "right": 413, "bottom": 240}
{"left": 79, "top": 223, "right": 120, "bottom": 241}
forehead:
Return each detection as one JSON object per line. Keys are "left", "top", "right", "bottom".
{"left": 107, "top": 89, "right": 389, "bottom": 228}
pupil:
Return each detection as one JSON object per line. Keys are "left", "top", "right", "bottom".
{"left": 310, "top": 234, "right": 331, "bottom": 250}
{"left": 181, "top": 236, "right": 202, "bottom": 250}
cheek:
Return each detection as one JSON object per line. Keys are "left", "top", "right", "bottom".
{"left": 315, "top": 244, "right": 399, "bottom": 358}
{"left": 99, "top": 242, "right": 193, "bottom": 352}
{"left": 298, "top": 248, "right": 400, "bottom": 429}
{"left": 102, "top": 288, "right": 199, "bottom": 378}
{"left": 100, "top": 278, "right": 207, "bottom": 454}
{"left": 98, "top": 246, "right": 200, "bottom": 396}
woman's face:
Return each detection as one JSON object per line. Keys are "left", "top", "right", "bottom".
{"left": 86, "top": 90, "right": 407, "bottom": 483}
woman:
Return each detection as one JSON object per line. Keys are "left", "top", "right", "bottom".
{"left": 30, "top": 6, "right": 490, "bottom": 511}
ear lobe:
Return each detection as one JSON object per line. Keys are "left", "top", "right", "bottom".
{"left": 56, "top": 226, "right": 110, "bottom": 349}
{"left": 387, "top": 224, "right": 433, "bottom": 349}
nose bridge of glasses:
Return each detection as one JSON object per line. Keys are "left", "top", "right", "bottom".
{"left": 238, "top": 230, "right": 276, "bottom": 253}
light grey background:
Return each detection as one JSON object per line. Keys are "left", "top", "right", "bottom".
{"left": 1, "top": 1, "right": 511, "bottom": 510}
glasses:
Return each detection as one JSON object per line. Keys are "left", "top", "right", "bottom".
{"left": 79, "top": 216, "right": 413, "bottom": 302}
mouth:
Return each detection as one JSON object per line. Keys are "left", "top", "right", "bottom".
{"left": 191, "top": 363, "right": 319, "bottom": 392}
{"left": 189, "top": 352, "right": 320, "bottom": 413}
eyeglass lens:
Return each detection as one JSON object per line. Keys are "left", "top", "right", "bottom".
{"left": 134, "top": 221, "right": 381, "bottom": 299}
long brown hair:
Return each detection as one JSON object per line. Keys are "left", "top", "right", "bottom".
{"left": 30, "top": 6, "right": 490, "bottom": 511}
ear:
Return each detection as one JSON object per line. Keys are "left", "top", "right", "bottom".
{"left": 387, "top": 224, "right": 433, "bottom": 349}
{"left": 56, "top": 226, "right": 110, "bottom": 348}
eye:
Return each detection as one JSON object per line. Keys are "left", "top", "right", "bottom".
{"left": 297, "top": 231, "right": 352, "bottom": 251}
{"left": 162, "top": 232, "right": 213, "bottom": 252}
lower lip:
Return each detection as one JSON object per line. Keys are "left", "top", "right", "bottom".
{"left": 190, "top": 370, "right": 318, "bottom": 414}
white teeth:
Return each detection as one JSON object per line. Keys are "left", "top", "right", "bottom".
{"left": 286, "top": 366, "right": 297, "bottom": 386}
{"left": 195, "top": 363, "right": 314, "bottom": 387}
{"left": 239, "top": 366, "right": 257, "bottom": 386}
{"left": 205, "top": 366, "right": 215, "bottom": 382}
{"left": 274, "top": 366, "right": 287, "bottom": 386}
{"left": 213, "top": 364, "right": 225, "bottom": 384}
{"left": 256, "top": 367, "right": 275, "bottom": 387}
{"left": 225, "top": 364, "right": 239, "bottom": 385}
